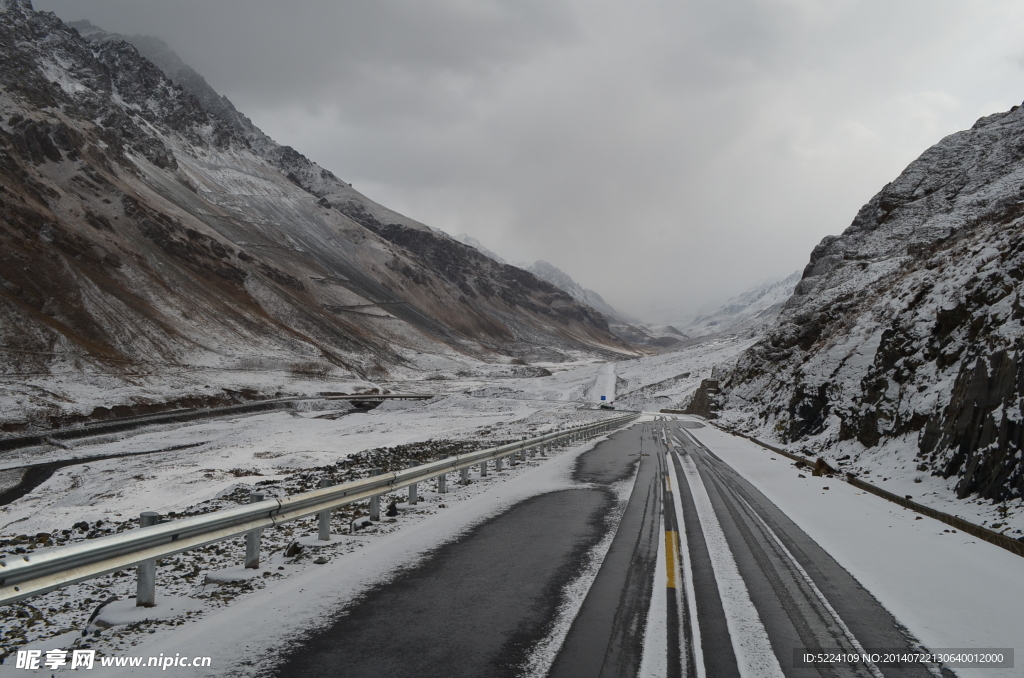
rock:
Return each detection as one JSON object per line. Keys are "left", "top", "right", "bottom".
{"left": 683, "top": 379, "right": 721, "bottom": 419}
{"left": 812, "top": 458, "right": 837, "bottom": 477}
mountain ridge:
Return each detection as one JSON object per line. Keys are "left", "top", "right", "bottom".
{"left": 676, "top": 271, "right": 801, "bottom": 338}
{"left": 703, "top": 102, "right": 1024, "bottom": 503}
{"left": 0, "top": 1, "right": 633, "bottom": 429}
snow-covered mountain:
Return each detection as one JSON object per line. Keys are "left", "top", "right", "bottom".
{"left": 526, "top": 260, "right": 624, "bottom": 320}
{"left": 0, "top": 1, "right": 632, "bottom": 430}
{"left": 525, "top": 260, "right": 689, "bottom": 348}
{"left": 445, "top": 237, "right": 688, "bottom": 348}
{"left": 677, "top": 271, "right": 801, "bottom": 338}
{"left": 705, "top": 102, "right": 1024, "bottom": 504}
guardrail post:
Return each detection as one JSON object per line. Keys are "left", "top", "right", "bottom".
{"left": 461, "top": 467, "right": 470, "bottom": 485}
{"left": 510, "top": 450, "right": 518, "bottom": 467}
{"left": 245, "top": 491, "right": 265, "bottom": 569}
{"left": 437, "top": 471, "right": 447, "bottom": 493}
{"left": 480, "top": 459, "right": 488, "bottom": 477}
{"left": 369, "top": 468, "right": 382, "bottom": 520}
{"left": 495, "top": 455, "right": 504, "bottom": 472}
{"left": 318, "top": 478, "right": 333, "bottom": 541}
{"left": 136, "top": 511, "right": 160, "bottom": 608}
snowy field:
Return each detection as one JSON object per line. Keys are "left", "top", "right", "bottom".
{"left": 0, "top": 395, "right": 594, "bottom": 536}
{"left": 711, "top": 414, "right": 1024, "bottom": 540}
{"left": 0, "top": 338, "right": 741, "bottom": 671}
{"left": 405, "top": 331, "right": 758, "bottom": 412}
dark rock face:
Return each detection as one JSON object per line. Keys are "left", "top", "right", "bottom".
{"left": 718, "top": 101, "right": 1024, "bottom": 502}
{"left": 683, "top": 379, "right": 720, "bottom": 419}
{"left": 924, "top": 348, "right": 1024, "bottom": 501}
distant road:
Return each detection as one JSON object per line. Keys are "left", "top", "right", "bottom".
{"left": 274, "top": 419, "right": 951, "bottom": 678}
{"left": 592, "top": 363, "right": 617, "bottom": 406}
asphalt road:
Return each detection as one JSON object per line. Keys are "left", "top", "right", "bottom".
{"left": 274, "top": 419, "right": 954, "bottom": 678}
{"left": 274, "top": 425, "right": 649, "bottom": 678}
{"left": 666, "top": 420, "right": 954, "bottom": 678}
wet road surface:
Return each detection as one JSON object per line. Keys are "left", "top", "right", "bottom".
{"left": 274, "top": 425, "right": 647, "bottom": 678}
{"left": 275, "top": 418, "right": 953, "bottom": 678}
{"left": 548, "top": 425, "right": 662, "bottom": 678}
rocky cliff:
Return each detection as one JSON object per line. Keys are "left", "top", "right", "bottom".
{"left": 714, "top": 102, "right": 1024, "bottom": 503}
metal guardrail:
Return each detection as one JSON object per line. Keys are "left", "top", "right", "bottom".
{"left": 0, "top": 413, "right": 638, "bottom": 606}
{"left": 321, "top": 394, "right": 434, "bottom": 401}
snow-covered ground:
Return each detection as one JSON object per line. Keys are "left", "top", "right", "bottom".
{"left": 412, "top": 332, "right": 758, "bottom": 413}
{"left": 686, "top": 423, "right": 1024, "bottom": 678}
{"left": 2, "top": 337, "right": 1019, "bottom": 675}
{"left": 0, "top": 339, "right": 738, "bottom": 670}
{"left": 710, "top": 416, "right": 1024, "bottom": 540}
{"left": 0, "top": 395, "right": 596, "bottom": 536}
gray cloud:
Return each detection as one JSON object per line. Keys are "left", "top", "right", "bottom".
{"left": 36, "top": 0, "right": 1024, "bottom": 321}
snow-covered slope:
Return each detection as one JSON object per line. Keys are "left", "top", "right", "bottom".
{"left": 0, "top": 1, "right": 633, "bottom": 432}
{"left": 677, "top": 271, "right": 800, "bottom": 338}
{"left": 710, "top": 102, "right": 1024, "bottom": 505}
{"left": 527, "top": 260, "right": 623, "bottom": 320}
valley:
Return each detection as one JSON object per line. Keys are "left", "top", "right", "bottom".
{"left": 1, "top": 1, "right": 1022, "bottom": 676}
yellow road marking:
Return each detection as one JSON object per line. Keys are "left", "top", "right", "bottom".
{"left": 666, "top": 530, "right": 678, "bottom": 589}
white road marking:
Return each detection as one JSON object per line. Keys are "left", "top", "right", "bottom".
{"left": 678, "top": 451, "right": 785, "bottom": 678}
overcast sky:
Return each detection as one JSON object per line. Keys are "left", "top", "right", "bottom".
{"left": 36, "top": 0, "right": 1024, "bottom": 321}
